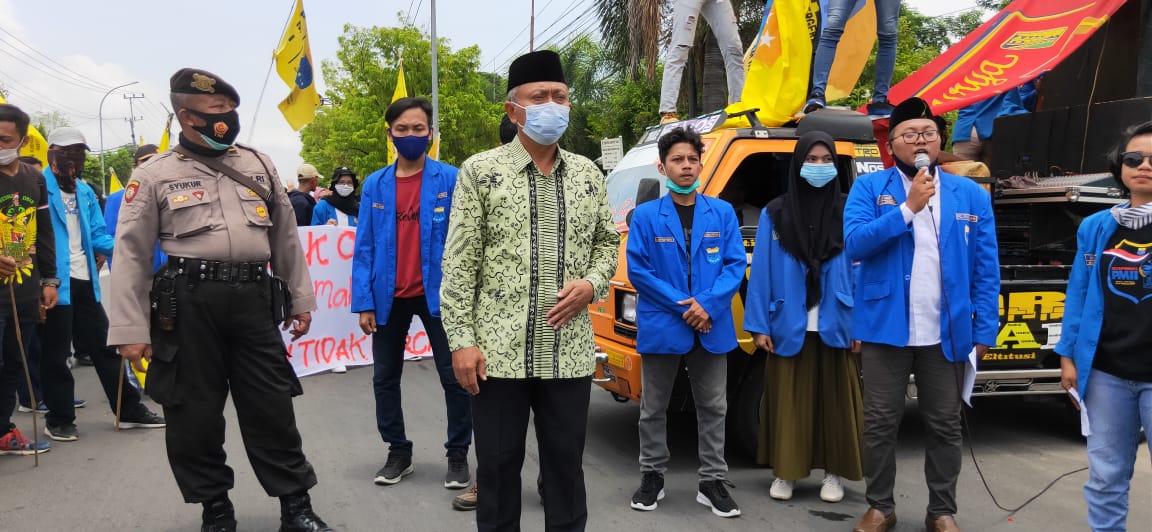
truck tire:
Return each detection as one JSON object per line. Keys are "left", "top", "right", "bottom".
{"left": 731, "top": 355, "right": 765, "bottom": 459}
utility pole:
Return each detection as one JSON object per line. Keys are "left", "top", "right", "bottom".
{"left": 431, "top": 0, "right": 439, "bottom": 134}
{"left": 123, "top": 92, "right": 145, "bottom": 146}
{"left": 530, "top": 0, "right": 535, "bottom": 51}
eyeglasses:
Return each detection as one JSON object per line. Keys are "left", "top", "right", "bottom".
{"left": 1121, "top": 151, "right": 1152, "bottom": 168}
{"left": 897, "top": 130, "right": 939, "bottom": 144}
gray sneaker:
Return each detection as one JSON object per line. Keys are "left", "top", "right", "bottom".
{"left": 374, "top": 452, "right": 414, "bottom": 485}
{"left": 444, "top": 454, "right": 471, "bottom": 489}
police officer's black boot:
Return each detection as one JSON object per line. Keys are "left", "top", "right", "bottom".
{"left": 201, "top": 493, "right": 237, "bottom": 532}
{"left": 279, "top": 491, "right": 333, "bottom": 532}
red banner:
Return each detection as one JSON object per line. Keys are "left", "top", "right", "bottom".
{"left": 886, "top": 0, "right": 1127, "bottom": 114}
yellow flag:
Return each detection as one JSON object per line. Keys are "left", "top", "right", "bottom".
{"left": 428, "top": 131, "right": 440, "bottom": 161}
{"left": 725, "top": 0, "right": 815, "bottom": 127}
{"left": 0, "top": 93, "right": 49, "bottom": 168}
{"left": 158, "top": 113, "right": 173, "bottom": 153}
{"left": 108, "top": 167, "right": 123, "bottom": 193}
{"left": 386, "top": 58, "right": 408, "bottom": 165}
{"left": 274, "top": 0, "right": 321, "bottom": 131}
{"left": 826, "top": 0, "right": 877, "bottom": 101}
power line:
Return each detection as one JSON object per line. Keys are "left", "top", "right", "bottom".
{"left": 0, "top": 24, "right": 113, "bottom": 90}
{"left": 490, "top": 0, "right": 592, "bottom": 72}
{"left": 0, "top": 45, "right": 109, "bottom": 93}
{"left": 0, "top": 71, "right": 98, "bottom": 118}
{"left": 495, "top": 0, "right": 595, "bottom": 73}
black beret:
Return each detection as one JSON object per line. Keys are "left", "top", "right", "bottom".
{"left": 507, "top": 50, "right": 566, "bottom": 92}
{"left": 170, "top": 68, "right": 240, "bottom": 105}
{"left": 134, "top": 144, "right": 159, "bottom": 164}
{"left": 888, "top": 96, "right": 934, "bottom": 130}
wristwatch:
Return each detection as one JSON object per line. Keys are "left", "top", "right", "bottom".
{"left": 40, "top": 277, "right": 61, "bottom": 287}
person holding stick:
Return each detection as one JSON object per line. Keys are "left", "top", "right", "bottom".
{"left": 0, "top": 103, "right": 58, "bottom": 455}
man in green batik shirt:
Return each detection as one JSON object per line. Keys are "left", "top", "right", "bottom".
{"left": 441, "top": 50, "right": 618, "bottom": 532}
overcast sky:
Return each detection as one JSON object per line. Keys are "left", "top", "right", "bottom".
{"left": 0, "top": 0, "right": 976, "bottom": 184}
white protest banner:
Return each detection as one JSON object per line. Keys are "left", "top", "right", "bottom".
{"left": 282, "top": 225, "right": 430, "bottom": 376}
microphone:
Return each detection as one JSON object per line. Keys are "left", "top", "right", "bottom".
{"left": 914, "top": 153, "right": 932, "bottom": 171}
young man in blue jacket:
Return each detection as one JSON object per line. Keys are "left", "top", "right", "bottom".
{"left": 351, "top": 97, "right": 471, "bottom": 490}
{"left": 626, "top": 127, "right": 746, "bottom": 518}
{"left": 39, "top": 127, "right": 164, "bottom": 442}
{"left": 843, "top": 98, "right": 999, "bottom": 532}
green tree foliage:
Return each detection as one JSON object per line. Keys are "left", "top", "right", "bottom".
{"left": 81, "top": 146, "right": 134, "bottom": 197}
{"left": 300, "top": 19, "right": 504, "bottom": 180}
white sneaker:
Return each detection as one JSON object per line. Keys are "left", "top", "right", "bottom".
{"left": 331, "top": 365, "right": 348, "bottom": 374}
{"left": 769, "top": 478, "right": 794, "bottom": 500}
{"left": 820, "top": 473, "right": 844, "bottom": 503}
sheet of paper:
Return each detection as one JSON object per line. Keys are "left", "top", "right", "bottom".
{"left": 1068, "top": 387, "right": 1091, "bottom": 436}
{"left": 962, "top": 348, "right": 978, "bottom": 407}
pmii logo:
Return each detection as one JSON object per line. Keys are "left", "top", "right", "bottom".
{"left": 295, "top": 56, "right": 314, "bottom": 90}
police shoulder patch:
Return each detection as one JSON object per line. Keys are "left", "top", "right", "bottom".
{"left": 124, "top": 181, "right": 140, "bottom": 203}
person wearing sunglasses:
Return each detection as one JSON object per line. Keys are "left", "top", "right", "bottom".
{"left": 1057, "top": 120, "right": 1152, "bottom": 532}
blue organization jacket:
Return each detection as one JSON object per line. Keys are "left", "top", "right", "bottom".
{"left": 351, "top": 159, "right": 457, "bottom": 321}
{"left": 105, "top": 189, "right": 167, "bottom": 272}
{"left": 311, "top": 199, "right": 358, "bottom": 227}
{"left": 744, "top": 208, "right": 854, "bottom": 356}
{"left": 626, "top": 194, "right": 746, "bottom": 355}
{"left": 44, "top": 169, "right": 114, "bottom": 306}
{"left": 843, "top": 167, "right": 1000, "bottom": 362}
{"left": 1054, "top": 210, "right": 1121, "bottom": 397}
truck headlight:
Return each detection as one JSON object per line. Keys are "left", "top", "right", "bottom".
{"left": 620, "top": 292, "right": 638, "bottom": 325}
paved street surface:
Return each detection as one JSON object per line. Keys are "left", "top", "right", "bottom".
{"left": 1, "top": 359, "right": 1148, "bottom": 531}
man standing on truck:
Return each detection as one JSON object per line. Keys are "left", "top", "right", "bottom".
{"left": 844, "top": 97, "right": 1000, "bottom": 532}
{"left": 625, "top": 127, "right": 746, "bottom": 518}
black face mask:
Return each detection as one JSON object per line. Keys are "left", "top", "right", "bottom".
{"left": 186, "top": 109, "right": 241, "bottom": 149}
{"left": 48, "top": 149, "right": 86, "bottom": 192}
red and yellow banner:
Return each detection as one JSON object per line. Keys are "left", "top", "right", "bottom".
{"left": 886, "top": 0, "right": 1126, "bottom": 114}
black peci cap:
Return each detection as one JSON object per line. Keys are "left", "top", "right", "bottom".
{"left": 170, "top": 68, "right": 240, "bottom": 105}
{"left": 888, "top": 97, "right": 935, "bottom": 130}
{"left": 507, "top": 50, "right": 566, "bottom": 92}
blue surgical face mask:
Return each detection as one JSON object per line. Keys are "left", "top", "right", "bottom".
{"left": 665, "top": 178, "right": 700, "bottom": 194}
{"left": 513, "top": 102, "right": 569, "bottom": 145}
{"left": 799, "top": 162, "right": 837, "bottom": 187}
{"left": 391, "top": 133, "right": 430, "bottom": 161}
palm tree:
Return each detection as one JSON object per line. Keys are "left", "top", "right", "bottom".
{"left": 596, "top": 0, "right": 665, "bottom": 82}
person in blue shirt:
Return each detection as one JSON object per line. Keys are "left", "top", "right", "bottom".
{"left": 310, "top": 166, "right": 358, "bottom": 227}
{"left": 350, "top": 97, "right": 471, "bottom": 490}
{"left": 38, "top": 127, "right": 164, "bottom": 443}
{"left": 1057, "top": 121, "right": 1152, "bottom": 532}
{"left": 950, "top": 80, "right": 1038, "bottom": 166}
{"left": 844, "top": 98, "right": 999, "bottom": 532}
{"left": 104, "top": 144, "right": 167, "bottom": 272}
{"left": 626, "top": 127, "right": 745, "bottom": 518}
{"left": 744, "top": 131, "right": 862, "bottom": 505}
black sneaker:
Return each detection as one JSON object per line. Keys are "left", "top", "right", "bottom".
{"left": 696, "top": 479, "right": 740, "bottom": 518}
{"left": 867, "top": 99, "right": 895, "bottom": 118}
{"left": 279, "top": 492, "right": 333, "bottom": 532}
{"left": 444, "top": 454, "right": 471, "bottom": 489}
{"left": 802, "top": 92, "right": 826, "bottom": 116}
{"left": 44, "top": 423, "right": 79, "bottom": 442}
{"left": 374, "top": 452, "right": 413, "bottom": 485}
{"left": 120, "top": 410, "right": 166, "bottom": 429}
{"left": 201, "top": 494, "right": 237, "bottom": 532}
{"left": 630, "top": 471, "right": 665, "bottom": 511}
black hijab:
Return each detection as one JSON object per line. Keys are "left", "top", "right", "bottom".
{"left": 325, "top": 169, "right": 360, "bottom": 217}
{"left": 766, "top": 131, "right": 845, "bottom": 310}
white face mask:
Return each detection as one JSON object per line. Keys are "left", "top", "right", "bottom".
{"left": 0, "top": 148, "right": 19, "bottom": 166}
{"left": 334, "top": 184, "right": 355, "bottom": 197}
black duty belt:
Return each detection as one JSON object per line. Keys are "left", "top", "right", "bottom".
{"left": 170, "top": 256, "right": 268, "bottom": 283}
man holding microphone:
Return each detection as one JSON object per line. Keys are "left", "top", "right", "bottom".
{"left": 843, "top": 98, "right": 1000, "bottom": 532}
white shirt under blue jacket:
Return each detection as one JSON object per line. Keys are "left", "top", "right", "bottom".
{"left": 44, "top": 168, "right": 114, "bottom": 306}
{"left": 843, "top": 166, "right": 1000, "bottom": 361}
{"left": 744, "top": 208, "right": 854, "bottom": 356}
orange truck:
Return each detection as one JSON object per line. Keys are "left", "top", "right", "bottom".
{"left": 589, "top": 109, "right": 881, "bottom": 456}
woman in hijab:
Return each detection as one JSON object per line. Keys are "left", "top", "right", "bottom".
{"left": 744, "top": 131, "right": 863, "bottom": 504}
{"left": 311, "top": 166, "right": 360, "bottom": 227}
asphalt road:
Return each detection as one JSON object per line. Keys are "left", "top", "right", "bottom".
{"left": 1, "top": 359, "right": 1148, "bottom": 531}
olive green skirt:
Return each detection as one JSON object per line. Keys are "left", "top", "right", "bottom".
{"left": 756, "top": 332, "right": 864, "bottom": 481}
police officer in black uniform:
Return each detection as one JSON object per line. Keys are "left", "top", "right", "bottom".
{"left": 107, "top": 68, "right": 331, "bottom": 532}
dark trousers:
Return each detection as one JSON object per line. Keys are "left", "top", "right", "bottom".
{"left": 0, "top": 302, "right": 37, "bottom": 431}
{"left": 473, "top": 376, "right": 591, "bottom": 532}
{"left": 861, "top": 343, "right": 964, "bottom": 517}
{"left": 40, "top": 278, "right": 146, "bottom": 427}
{"left": 14, "top": 334, "right": 41, "bottom": 408}
{"left": 372, "top": 296, "right": 471, "bottom": 456}
{"left": 147, "top": 277, "right": 316, "bottom": 503}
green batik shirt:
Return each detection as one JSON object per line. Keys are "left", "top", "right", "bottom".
{"left": 441, "top": 137, "right": 619, "bottom": 379}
